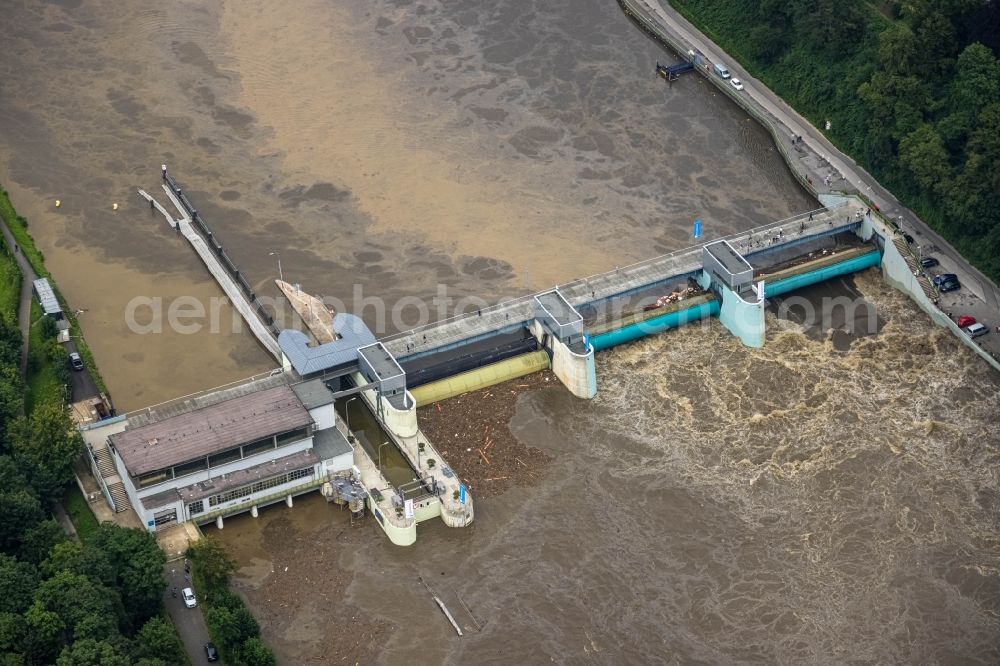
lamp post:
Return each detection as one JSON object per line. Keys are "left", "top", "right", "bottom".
{"left": 344, "top": 396, "right": 356, "bottom": 443}
{"left": 378, "top": 441, "right": 390, "bottom": 472}
{"left": 269, "top": 252, "right": 283, "bottom": 283}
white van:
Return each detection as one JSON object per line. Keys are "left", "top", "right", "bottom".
{"left": 713, "top": 63, "right": 731, "bottom": 79}
{"left": 965, "top": 323, "right": 988, "bottom": 338}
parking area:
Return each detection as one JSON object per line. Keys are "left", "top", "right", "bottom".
{"left": 924, "top": 262, "right": 1000, "bottom": 360}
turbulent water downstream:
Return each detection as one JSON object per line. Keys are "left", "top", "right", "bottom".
{"left": 2, "top": 0, "right": 998, "bottom": 663}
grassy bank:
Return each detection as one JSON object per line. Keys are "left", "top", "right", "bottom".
{"left": 0, "top": 185, "right": 110, "bottom": 398}
{"left": 63, "top": 483, "right": 102, "bottom": 543}
{"left": 26, "top": 300, "right": 67, "bottom": 412}
{"left": 0, "top": 239, "right": 20, "bottom": 324}
{"left": 664, "top": 0, "right": 1000, "bottom": 284}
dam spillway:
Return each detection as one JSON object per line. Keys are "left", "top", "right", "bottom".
{"left": 381, "top": 197, "right": 876, "bottom": 400}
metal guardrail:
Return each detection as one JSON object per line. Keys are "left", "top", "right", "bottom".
{"left": 380, "top": 204, "right": 844, "bottom": 350}
{"left": 85, "top": 445, "right": 117, "bottom": 513}
{"left": 122, "top": 368, "right": 285, "bottom": 420}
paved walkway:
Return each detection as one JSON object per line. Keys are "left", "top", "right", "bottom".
{"left": 631, "top": 0, "right": 1000, "bottom": 357}
{"left": 138, "top": 186, "right": 283, "bottom": 362}
{"left": 164, "top": 561, "right": 212, "bottom": 665}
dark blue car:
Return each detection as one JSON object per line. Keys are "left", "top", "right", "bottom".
{"left": 939, "top": 279, "right": 961, "bottom": 292}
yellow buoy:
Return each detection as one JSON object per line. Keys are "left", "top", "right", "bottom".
{"left": 112, "top": 203, "right": 119, "bottom": 211}
{"left": 55, "top": 200, "right": 61, "bottom": 208}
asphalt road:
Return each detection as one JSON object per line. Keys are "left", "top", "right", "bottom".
{"left": 66, "top": 338, "right": 100, "bottom": 401}
{"left": 164, "top": 561, "right": 213, "bottom": 665}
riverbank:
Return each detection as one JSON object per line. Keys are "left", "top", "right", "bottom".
{"left": 0, "top": 185, "right": 110, "bottom": 398}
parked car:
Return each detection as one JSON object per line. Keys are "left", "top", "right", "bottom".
{"left": 939, "top": 279, "right": 961, "bottom": 292}
{"left": 903, "top": 233, "right": 915, "bottom": 244}
{"left": 933, "top": 273, "right": 958, "bottom": 285}
{"left": 204, "top": 642, "right": 218, "bottom": 662}
{"left": 730, "top": 78, "right": 744, "bottom": 91}
{"left": 68, "top": 352, "right": 84, "bottom": 371}
{"left": 713, "top": 63, "right": 730, "bottom": 79}
{"left": 965, "top": 323, "right": 988, "bottom": 338}
{"left": 182, "top": 587, "right": 197, "bottom": 609}
{"left": 957, "top": 315, "right": 977, "bottom": 328}
{"left": 920, "top": 256, "right": 939, "bottom": 268}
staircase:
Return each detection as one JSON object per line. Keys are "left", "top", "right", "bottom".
{"left": 107, "top": 481, "right": 133, "bottom": 513}
{"left": 89, "top": 440, "right": 133, "bottom": 513}
{"left": 892, "top": 236, "right": 938, "bottom": 300}
{"left": 91, "top": 444, "right": 117, "bottom": 478}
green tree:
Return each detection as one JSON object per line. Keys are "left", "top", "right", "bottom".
{"left": 91, "top": 524, "right": 165, "bottom": 628}
{"left": 205, "top": 602, "right": 260, "bottom": 653}
{"left": 8, "top": 404, "right": 82, "bottom": 501}
{"left": 55, "top": 638, "right": 131, "bottom": 666}
{"left": 190, "top": 537, "right": 237, "bottom": 595}
{"left": 938, "top": 42, "right": 1000, "bottom": 152}
{"left": 745, "top": 24, "right": 786, "bottom": 64}
{"left": 0, "top": 490, "right": 43, "bottom": 553}
{"left": 0, "top": 457, "right": 29, "bottom": 492}
{"left": 0, "top": 317, "right": 22, "bottom": 368}
{"left": 132, "top": 617, "right": 183, "bottom": 665}
{"left": 235, "top": 637, "right": 277, "bottom": 666}
{"left": 0, "top": 365, "right": 24, "bottom": 440}
{"left": 912, "top": 10, "right": 959, "bottom": 78}
{"left": 0, "top": 612, "right": 27, "bottom": 655}
{"left": 33, "top": 570, "right": 123, "bottom": 642}
{"left": 42, "top": 541, "right": 115, "bottom": 587}
{"left": 38, "top": 317, "right": 58, "bottom": 342}
{"left": 23, "top": 601, "right": 64, "bottom": 665}
{"left": 900, "top": 124, "right": 953, "bottom": 194}
{"left": 877, "top": 23, "right": 916, "bottom": 75}
{"left": 19, "top": 519, "right": 69, "bottom": 565}
{"left": 0, "top": 555, "right": 39, "bottom": 614}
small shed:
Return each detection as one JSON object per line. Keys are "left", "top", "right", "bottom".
{"left": 32, "top": 278, "right": 63, "bottom": 319}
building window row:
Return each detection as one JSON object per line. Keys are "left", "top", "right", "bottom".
{"left": 132, "top": 425, "right": 312, "bottom": 489}
{"left": 206, "top": 467, "right": 314, "bottom": 508}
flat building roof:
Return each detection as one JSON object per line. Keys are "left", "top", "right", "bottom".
{"left": 32, "top": 278, "right": 61, "bottom": 316}
{"left": 704, "top": 240, "right": 753, "bottom": 275}
{"left": 535, "top": 290, "right": 582, "bottom": 325}
{"left": 110, "top": 385, "right": 312, "bottom": 476}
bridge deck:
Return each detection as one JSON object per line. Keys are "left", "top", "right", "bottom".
{"left": 383, "top": 201, "right": 866, "bottom": 360}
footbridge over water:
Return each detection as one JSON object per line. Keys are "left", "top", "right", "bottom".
{"left": 381, "top": 197, "right": 879, "bottom": 401}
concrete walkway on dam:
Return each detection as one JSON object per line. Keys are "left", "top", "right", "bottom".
{"left": 383, "top": 201, "right": 865, "bottom": 361}
{"left": 622, "top": 0, "right": 1000, "bottom": 362}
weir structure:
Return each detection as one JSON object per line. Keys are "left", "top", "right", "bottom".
{"left": 119, "top": 169, "right": 890, "bottom": 546}
{"left": 386, "top": 198, "right": 879, "bottom": 402}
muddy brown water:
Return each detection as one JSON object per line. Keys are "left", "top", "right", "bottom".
{"left": 2, "top": 0, "right": 998, "bottom": 663}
